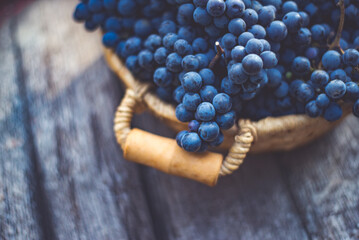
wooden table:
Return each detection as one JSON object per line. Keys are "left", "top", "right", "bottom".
{"left": 1, "top": 1, "right": 359, "bottom": 239}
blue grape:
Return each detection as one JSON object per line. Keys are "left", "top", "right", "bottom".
{"left": 196, "top": 102, "right": 216, "bottom": 121}
{"left": 238, "top": 32, "right": 255, "bottom": 46}
{"left": 325, "top": 80, "right": 346, "bottom": 100}
{"left": 182, "top": 71, "right": 203, "bottom": 92}
{"left": 74, "top": 3, "right": 90, "bottom": 21}
{"left": 343, "top": 49, "right": 359, "bottom": 66}
{"left": 231, "top": 46, "right": 246, "bottom": 62}
{"left": 199, "top": 68, "right": 215, "bottom": 85}
{"left": 305, "top": 100, "right": 322, "bottom": 118}
{"left": 183, "top": 93, "right": 202, "bottom": 111}
{"left": 323, "top": 102, "right": 342, "bottom": 122}
{"left": 243, "top": 8, "right": 258, "bottom": 27}
{"left": 206, "top": 0, "right": 226, "bottom": 17}
{"left": 292, "top": 56, "right": 311, "bottom": 75}
{"left": 193, "top": 7, "right": 212, "bottom": 26}
{"left": 316, "top": 94, "right": 330, "bottom": 109}
{"left": 181, "top": 132, "right": 202, "bottom": 152}
{"left": 258, "top": 6, "right": 276, "bottom": 26}
{"left": 242, "top": 54, "right": 263, "bottom": 75}
{"left": 260, "top": 51, "right": 278, "bottom": 68}
{"left": 212, "top": 93, "right": 232, "bottom": 113}
{"left": 176, "top": 130, "right": 188, "bottom": 148}
{"left": 182, "top": 55, "right": 199, "bottom": 71}
{"left": 248, "top": 24, "right": 266, "bottom": 39}
{"left": 215, "top": 111, "right": 236, "bottom": 129}
{"left": 200, "top": 85, "right": 218, "bottom": 102}
{"left": 226, "top": 0, "right": 245, "bottom": 18}
{"left": 154, "top": 47, "right": 168, "bottom": 65}
{"left": 229, "top": 63, "right": 249, "bottom": 84}
{"left": 310, "top": 70, "right": 329, "bottom": 88}
{"left": 176, "top": 103, "right": 195, "bottom": 122}
{"left": 283, "top": 12, "right": 303, "bottom": 33}
{"left": 245, "top": 38, "right": 264, "bottom": 54}
{"left": 322, "top": 50, "right": 341, "bottom": 70}
{"left": 153, "top": 68, "right": 173, "bottom": 87}
{"left": 166, "top": 53, "right": 183, "bottom": 72}
{"left": 267, "top": 21, "right": 288, "bottom": 42}
{"left": 198, "top": 121, "right": 220, "bottom": 141}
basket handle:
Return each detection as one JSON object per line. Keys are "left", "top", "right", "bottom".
{"left": 114, "top": 88, "right": 256, "bottom": 186}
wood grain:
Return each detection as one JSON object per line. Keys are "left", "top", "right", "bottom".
{"left": 9, "top": 1, "right": 155, "bottom": 239}
{"left": 133, "top": 113, "right": 309, "bottom": 240}
{"left": 0, "top": 19, "right": 42, "bottom": 240}
{"left": 1, "top": 0, "right": 359, "bottom": 239}
{"left": 279, "top": 115, "right": 359, "bottom": 240}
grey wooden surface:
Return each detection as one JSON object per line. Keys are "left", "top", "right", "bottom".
{"left": 0, "top": 1, "right": 359, "bottom": 239}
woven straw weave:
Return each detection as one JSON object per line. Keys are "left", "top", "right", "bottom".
{"left": 105, "top": 48, "right": 351, "bottom": 179}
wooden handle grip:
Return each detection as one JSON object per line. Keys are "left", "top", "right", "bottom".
{"left": 124, "top": 128, "right": 223, "bottom": 186}
{"left": 114, "top": 88, "right": 255, "bottom": 185}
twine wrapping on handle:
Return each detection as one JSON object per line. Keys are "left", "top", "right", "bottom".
{"left": 107, "top": 49, "right": 351, "bottom": 185}
{"left": 219, "top": 120, "right": 257, "bottom": 176}
{"left": 114, "top": 84, "right": 149, "bottom": 146}
{"left": 114, "top": 87, "right": 256, "bottom": 185}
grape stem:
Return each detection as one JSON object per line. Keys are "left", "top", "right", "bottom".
{"left": 209, "top": 41, "right": 224, "bottom": 69}
{"left": 328, "top": 0, "right": 345, "bottom": 54}
{"left": 318, "top": 0, "right": 345, "bottom": 69}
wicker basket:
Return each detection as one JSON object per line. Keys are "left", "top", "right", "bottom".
{"left": 106, "top": 49, "right": 351, "bottom": 186}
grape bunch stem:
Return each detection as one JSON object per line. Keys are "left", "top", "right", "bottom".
{"left": 209, "top": 41, "right": 224, "bottom": 69}
{"left": 328, "top": 0, "right": 345, "bottom": 54}
{"left": 318, "top": 0, "right": 345, "bottom": 69}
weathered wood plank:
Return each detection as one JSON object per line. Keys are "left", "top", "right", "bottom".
{"left": 279, "top": 115, "right": 359, "bottom": 240}
{"left": 133, "top": 113, "right": 309, "bottom": 240}
{"left": 0, "top": 19, "right": 42, "bottom": 240}
{"left": 13, "top": 1, "right": 155, "bottom": 239}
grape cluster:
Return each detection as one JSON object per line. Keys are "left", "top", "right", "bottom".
{"left": 74, "top": 0, "right": 359, "bottom": 153}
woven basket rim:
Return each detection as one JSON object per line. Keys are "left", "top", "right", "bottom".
{"left": 105, "top": 48, "right": 351, "bottom": 152}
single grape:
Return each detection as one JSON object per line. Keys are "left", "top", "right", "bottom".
{"left": 322, "top": 50, "right": 341, "bottom": 70}
{"left": 316, "top": 94, "right": 330, "bottom": 109}
{"left": 228, "top": 18, "right": 247, "bottom": 36}
{"left": 343, "top": 49, "right": 359, "bottom": 66}
{"left": 200, "top": 85, "right": 218, "bottom": 102}
{"left": 206, "top": 0, "right": 226, "bottom": 17}
{"left": 267, "top": 21, "right": 288, "bottom": 42}
{"left": 325, "top": 80, "right": 346, "bottom": 100}
{"left": 229, "top": 63, "right": 249, "bottom": 84}
{"left": 182, "top": 71, "right": 203, "bottom": 92}
{"left": 176, "top": 130, "right": 188, "bottom": 148}
{"left": 242, "top": 54, "right": 263, "bottom": 75}
{"left": 282, "top": 12, "right": 303, "bottom": 33}
{"left": 260, "top": 51, "right": 278, "bottom": 68}
{"left": 305, "top": 100, "right": 322, "bottom": 118}
{"left": 324, "top": 102, "right": 342, "bottom": 122}
{"left": 198, "top": 121, "right": 220, "bottom": 141}
{"left": 226, "top": 0, "right": 245, "bottom": 18}
{"left": 310, "top": 70, "right": 329, "bottom": 88}
{"left": 199, "top": 68, "right": 216, "bottom": 85}
{"left": 243, "top": 8, "right": 258, "bottom": 27}
{"left": 215, "top": 111, "right": 236, "bottom": 129}
{"left": 296, "top": 83, "right": 315, "bottom": 103}
{"left": 212, "top": 93, "right": 232, "bottom": 113}
{"left": 183, "top": 93, "right": 202, "bottom": 111}
{"left": 182, "top": 55, "right": 199, "bottom": 71}
{"left": 291, "top": 56, "right": 311, "bottom": 75}
{"left": 181, "top": 132, "right": 202, "bottom": 152}
{"left": 176, "top": 103, "right": 195, "bottom": 122}
{"left": 238, "top": 32, "right": 255, "bottom": 46}
{"left": 196, "top": 102, "right": 216, "bottom": 121}
{"left": 245, "top": 38, "right": 264, "bottom": 54}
